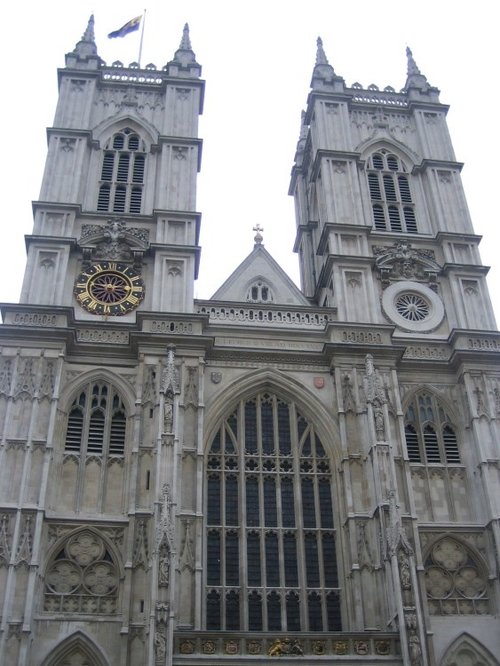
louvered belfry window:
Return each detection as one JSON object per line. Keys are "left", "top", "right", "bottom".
{"left": 367, "top": 150, "right": 417, "bottom": 233}
{"left": 404, "top": 392, "right": 460, "bottom": 464}
{"left": 64, "top": 382, "right": 126, "bottom": 457}
{"left": 205, "top": 392, "right": 342, "bottom": 632}
{"left": 97, "top": 128, "right": 146, "bottom": 214}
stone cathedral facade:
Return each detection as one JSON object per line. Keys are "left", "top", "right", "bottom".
{"left": 0, "top": 15, "right": 498, "bottom": 666}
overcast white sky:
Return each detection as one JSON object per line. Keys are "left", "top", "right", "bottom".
{"left": 2, "top": 1, "right": 499, "bottom": 321}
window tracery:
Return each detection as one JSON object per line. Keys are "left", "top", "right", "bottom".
{"left": 97, "top": 128, "right": 146, "bottom": 214}
{"left": 367, "top": 150, "right": 417, "bottom": 233}
{"left": 44, "top": 530, "right": 119, "bottom": 614}
{"left": 65, "top": 382, "right": 126, "bottom": 457}
{"left": 404, "top": 392, "right": 460, "bottom": 464}
{"left": 205, "top": 392, "right": 341, "bottom": 632}
{"left": 404, "top": 391, "right": 470, "bottom": 522}
{"left": 424, "top": 537, "right": 489, "bottom": 615}
{"left": 61, "top": 380, "right": 128, "bottom": 513}
{"left": 246, "top": 280, "right": 274, "bottom": 303}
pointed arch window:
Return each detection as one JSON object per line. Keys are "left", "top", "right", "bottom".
{"left": 65, "top": 382, "right": 127, "bottom": 458}
{"left": 205, "top": 392, "right": 341, "bottom": 632}
{"left": 96, "top": 128, "right": 146, "bottom": 214}
{"left": 404, "top": 391, "right": 469, "bottom": 522}
{"left": 246, "top": 280, "right": 274, "bottom": 304}
{"left": 404, "top": 392, "right": 460, "bottom": 464}
{"left": 367, "top": 150, "right": 417, "bottom": 233}
{"left": 61, "top": 380, "right": 128, "bottom": 512}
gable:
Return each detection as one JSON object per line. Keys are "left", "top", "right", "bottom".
{"left": 210, "top": 245, "right": 309, "bottom": 306}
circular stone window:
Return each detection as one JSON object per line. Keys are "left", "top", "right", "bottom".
{"left": 382, "top": 281, "right": 444, "bottom": 332}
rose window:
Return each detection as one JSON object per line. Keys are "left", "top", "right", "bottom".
{"left": 424, "top": 538, "right": 489, "bottom": 616}
{"left": 44, "top": 530, "right": 119, "bottom": 614}
{"left": 395, "top": 292, "right": 430, "bottom": 321}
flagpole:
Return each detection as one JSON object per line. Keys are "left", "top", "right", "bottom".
{"left": 138, "top": 9, "right": 146, "bottom": 67}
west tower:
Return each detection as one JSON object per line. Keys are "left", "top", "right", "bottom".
{"left": 0, "top": 18, "right": 499, "bottom": 666}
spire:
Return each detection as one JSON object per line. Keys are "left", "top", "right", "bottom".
{"left": 73, "top": 15, "right": 98, "bottom": 58}
{"left": 66, "top": 15, "right": 102, "bottom": 68}
{"left": 404, "top": 46, "right": 432, "bottom": 93}
{"left": 164, "top": 23, "right": 201, "bottom": 78}
{"left": 315, "top": 37, "right": 330, "bottom": 66}
{"left": 406, "top": 47, "right": 421, "bottom": 77}
{"left": 179, "top": 23, "right": 192, "bottom": 51}
{"left": 310, "top": 36, "right": 344, "bottom": 92}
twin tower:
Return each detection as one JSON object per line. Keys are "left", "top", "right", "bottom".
{"left": 0, "top": 16, "right": 498, "bottom": 666}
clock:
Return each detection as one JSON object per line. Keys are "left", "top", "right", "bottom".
{"left": 74, "top": 262, "right": 145, "bottom": 315}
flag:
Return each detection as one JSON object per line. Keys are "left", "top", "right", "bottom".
{"left": 108, "top": 16, "right": 142, "bottom": 39}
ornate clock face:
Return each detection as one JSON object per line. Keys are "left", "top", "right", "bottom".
{"left": 74, "top": 262, "right": 145, "bottom": 315}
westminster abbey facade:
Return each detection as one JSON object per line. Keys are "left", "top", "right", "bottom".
{"left": 0, "top": 16, "right": 498, "bottom": 666}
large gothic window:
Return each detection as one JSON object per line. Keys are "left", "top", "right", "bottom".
{"left": 404, "top": 391, "right": 470, "bottom": 522}
{"left": 205, "top": 392, "right": 341, "bottom": 632}
{"left": 367, "top": 150, "right": 417, "bottom": 233}
{"left": 96, "top": 128, "right": 146, "bottom": 214}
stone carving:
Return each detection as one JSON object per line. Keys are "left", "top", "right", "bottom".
{"left": 158, "top": 542, "right": 170, "bottom": 587}
{"left": 342, "top": 373, "right": 357, "bottom": 412}
{"left": 398, "top": 550, "right": 412, "bottom": 590}
{"left": 161, "top": 345, "right": 179, "bottom": 433}
{"left": 210, "top": 371, "right": 222, "bottom": 384}
{"left": 363, "top": 354, "right": 387, "bottom": 440}
{"left": 492, "top": 386, "right": 500, "bottom": 415}
{"left": 184, "top": 366, "right": 198, "bottom": 407}
{"left": 473, "top": 381, "right": 488, "bottom": 417}
{"left": 333, "top": 640, "right": 349, "bottom": 655}
{"left": 409, "top": 633, "right": 422, "bottom": 665}
{"left": 357, "top": 522, "right": 374, "bottom": 571}
{"left": 142, "top": 366, "right": 157, "bottom": 405}
{"left": 311, "top": 640, "right": 325, "bottom": 655}
{"left": 156, "top": 483, "right": 174, "bottom": 547}
{"left": 0, "top": 358, "right": 12, "bottom": 395}
{"left": 154, "top": 631, "right": 167, "bottom": 662}
{"left": 76, "top": 329, "right": 129, "bottom": 344}
{"left": 385, "top": 490, "right": 413, "bottom": 558}
{"left": 179, "top": 519, "right": 195, "bottom": 572}
{"left": 151, "top": 320, "right": 193, "bottom": 334}
{"left": 247, "top": 639, "right": 262, "bottom": 654}
{"left": 80, "top": 219, "right": 149, "bottom": 262}
{"left": 180, "top": 640, "right": 195, "bottom": 654}
{"left": 268, "top": 638, "right": 303, "bottom": 656}
{"left": 202, "top": 640, "right": 216, "bottom": 654}
{"left": 156, "top": 483, "right": 174, "bottom": 588}
{"left": 39, "top": 359, "right": 56, "bottom": 397}
{"left": 60, "top": 138, "right": 76, "bottom": 152}
{"left": 0, "top": 514, "right": 11, "bottom": 565}
{"left": 155, "top": 601, "right": 169, "bottom": 625}
{"left": 354, "top": 641, "right": 369, "bottom": 655}
{"left": 44, "top": 530, "right": 119, "bottom": 614}
{"left": 7, "top": 623, "right": 23, "bottom": 640}
{"left": 132, "top": 519, "right": 149, "bottom": 569}
{"left": 15, "top": 514, "right": 34, "bottom": 566}
{"left": 403, "top": 345, "right": 449, "bottom": 360}
{"left": 373, "top": 241, "right": 440, "bottom": 290}
{"left": 375, "top": 640, "right": 390, "bottom": 655}
{"left": 13, "top": 359, "right": 37, "bottom": 398}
